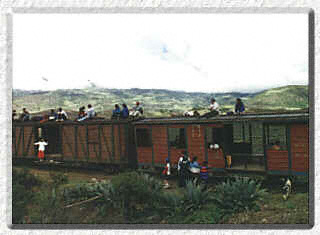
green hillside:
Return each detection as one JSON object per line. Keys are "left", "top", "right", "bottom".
{"left": 247, "top": 85, "right": 308, "bottom": 111}
{"left": 12, "top": 85, "right": 308, "bottom": 118}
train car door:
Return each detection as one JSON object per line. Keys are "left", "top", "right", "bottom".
{"left": 205, "top": 124, "right": 226, "bottom": 170}
{"left": 229, "top": 121, "right": 265, "bottom": 171}
{"left": 40, "top": 124, "right": 62, "bottom": 155}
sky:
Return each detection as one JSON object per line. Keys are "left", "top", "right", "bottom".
{"left": 13, "top": 13, "right": 308, "bottom": 93}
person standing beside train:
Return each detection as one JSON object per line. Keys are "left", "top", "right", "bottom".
{"left": 200, "top": 161, "right": 209, "bottom": 190}
{"left": 178, "top": 154, "right": 190, "bottom": 188}
{"left": 34, "top": 138, "right": 48, "bottom": 162}
{"left": 162, "top": 158, "right": 171, "bottom": 189}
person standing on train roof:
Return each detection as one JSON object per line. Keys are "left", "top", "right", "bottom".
{"left": 235, "top": 98, "right": 245, "bottom": 114}
{"left": 56, "top": 107, "right": 68, "bottom": 121}
{"left": 34, "top": 138, "right": 48, "bottom": 162}
{"left": 120, "top": 103, "right": 129, "bottom": 119}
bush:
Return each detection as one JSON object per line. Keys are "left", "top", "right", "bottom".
{"left": 214, "top": 177, "right": 268, "bottom": 214}
{"left": 49, "top": 171, "right": 68, "bottom": 188}
{"left": 12, "top": 168, "right": 42, "bottom": 224}
{"left": 110, "top": 172, "right": 163, "bottom": 219}
{"left": 12, "top": 168, "right": 42, "bottom": 190}
{"left": 182, "top": 180, "right": 211, "bottom": 211}
{"left": 63, "top": 180, "right": 114, "bottom": 205}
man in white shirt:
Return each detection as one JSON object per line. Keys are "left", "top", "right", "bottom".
{"left": 202, "top": 98, "right": 220, "bottom": 118}
{"left": 56, "top": 107, "right": 68, "bottom": 121}
{"left": 209, "top": 98, "right": 220, "bottom": 113}
{"left": 78, "top": 104, "right": 96, "bottom": 121}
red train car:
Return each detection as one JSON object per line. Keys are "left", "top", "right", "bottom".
{"left": 12, "top": 112, "right": 309, "bottom": 177}
{"left": 134, "top": 112, "right": 309, "bottom": 176}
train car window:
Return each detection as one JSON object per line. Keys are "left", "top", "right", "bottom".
{"left": 265, "top": 124, "right": 287, "bottom": 150}
{"left": 251, "top": 122, "right": 264, "bottom": 155}
{"left": 206, "top": 127, "right": 224, "bottom": 147}
{"left": 136, "top": 128, "right": 152, "bottom": 147}
{"left": 233, "top": 122, "right": 250, "bottom": 144}
{"left": 168, "top": 128, "right": 186, "bottom": 149}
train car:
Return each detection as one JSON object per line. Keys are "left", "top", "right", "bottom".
{"left": 133, "top": 112, "right": 309, "bottom": 177}
{"left": 12, "top": 120, "right": 137, "bottom": 167}
{"left": 12, "top": 112, "right": 309, "bottom": 177}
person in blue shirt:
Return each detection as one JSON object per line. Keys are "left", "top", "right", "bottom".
{"left": 190, "top": 156, "right": 201, "bottom": 170}
{"left": 235, "top": 98, "right": 245, "bottom": 114}
{"left": 189, "top": 156, "right": 201, "bottom": 184}
{"left": 48, "top": 109, "right": 58, "bottom": 121}
{"left": 120, "top": 103, "right": 129, "bottom": 119}
{"left": 112, "top": 104, "right": 121, "bottom": 119}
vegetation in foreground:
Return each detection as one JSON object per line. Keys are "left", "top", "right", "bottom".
{"left": 12, "top": 167, "right": 309, "bottom": 224}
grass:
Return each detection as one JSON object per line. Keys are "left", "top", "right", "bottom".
{"left": 223, "top": 192, "right": 309, "bottom": 224}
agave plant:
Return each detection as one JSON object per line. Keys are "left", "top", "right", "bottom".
{"left": 214, "top": 177, "right": 268, "bottom": 213}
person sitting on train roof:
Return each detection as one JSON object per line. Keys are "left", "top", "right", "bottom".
{"left": 235, "top": 98, "right": 245, "bottom": 114}
{"left": 19, "top": 108, "right": 30, "bottom": 121}
{"left": 120, "top": 103, "right": 129, "bottom": 119}
{"left": 77, "top": 106, "right": 86, "bottom": 119}
{"left": 87, "top": 104, "right": 96, "bottom": 118}
{"left": 48, "top": 109, "right": 58, "bottom": 121}
{"left": 56, "top": 107, "right": 68, "bottom": 122}
{"left": 272, "top": 141, "right": 281, "bottom": 151}
{"left": 12, "top": 110, "right": 18, "bottom": 121}
{"left": 130, "top": 101, "right": 143, "bottom": 117}
{"left": 183, "top": 110, "right": 200, "bottom": 118}
{"left": 112, "top": 104, "right": 121, "bottom": 119}
{"left": 78, "top": 104, "right": 96, "bottom": 122}
{"left": 201, "top": 98, "right": 220, "bottom": 118}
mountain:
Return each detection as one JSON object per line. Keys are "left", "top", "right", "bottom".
{"left": 12, "top": 85, "right": 308, "bottom": 118}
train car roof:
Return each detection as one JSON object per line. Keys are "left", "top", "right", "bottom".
{"left": 13, "top": 111, "right": 309, "bottom": 126}
{"left": 133, "top": 112, "right": 309, "bottom": 125}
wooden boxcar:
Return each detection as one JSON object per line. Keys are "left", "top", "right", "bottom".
{"left": 12, "top": 112, "right": 309, "bottom": 177}
{"left": 133, "top": 112, "right": 309, "bottom": 176}
{"left": 12, "top": 120, "right": 136, "bottom": 167}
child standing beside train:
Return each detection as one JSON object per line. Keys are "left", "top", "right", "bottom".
{"left": 34, "top": 138, "right": 48, "bottom": 162}
{"left": 162, "top": 158, "right": 171, "bottom": 189}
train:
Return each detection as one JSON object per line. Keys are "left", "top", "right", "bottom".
{"left": 12, "top": 111, "right": 309, "bottom": 177}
